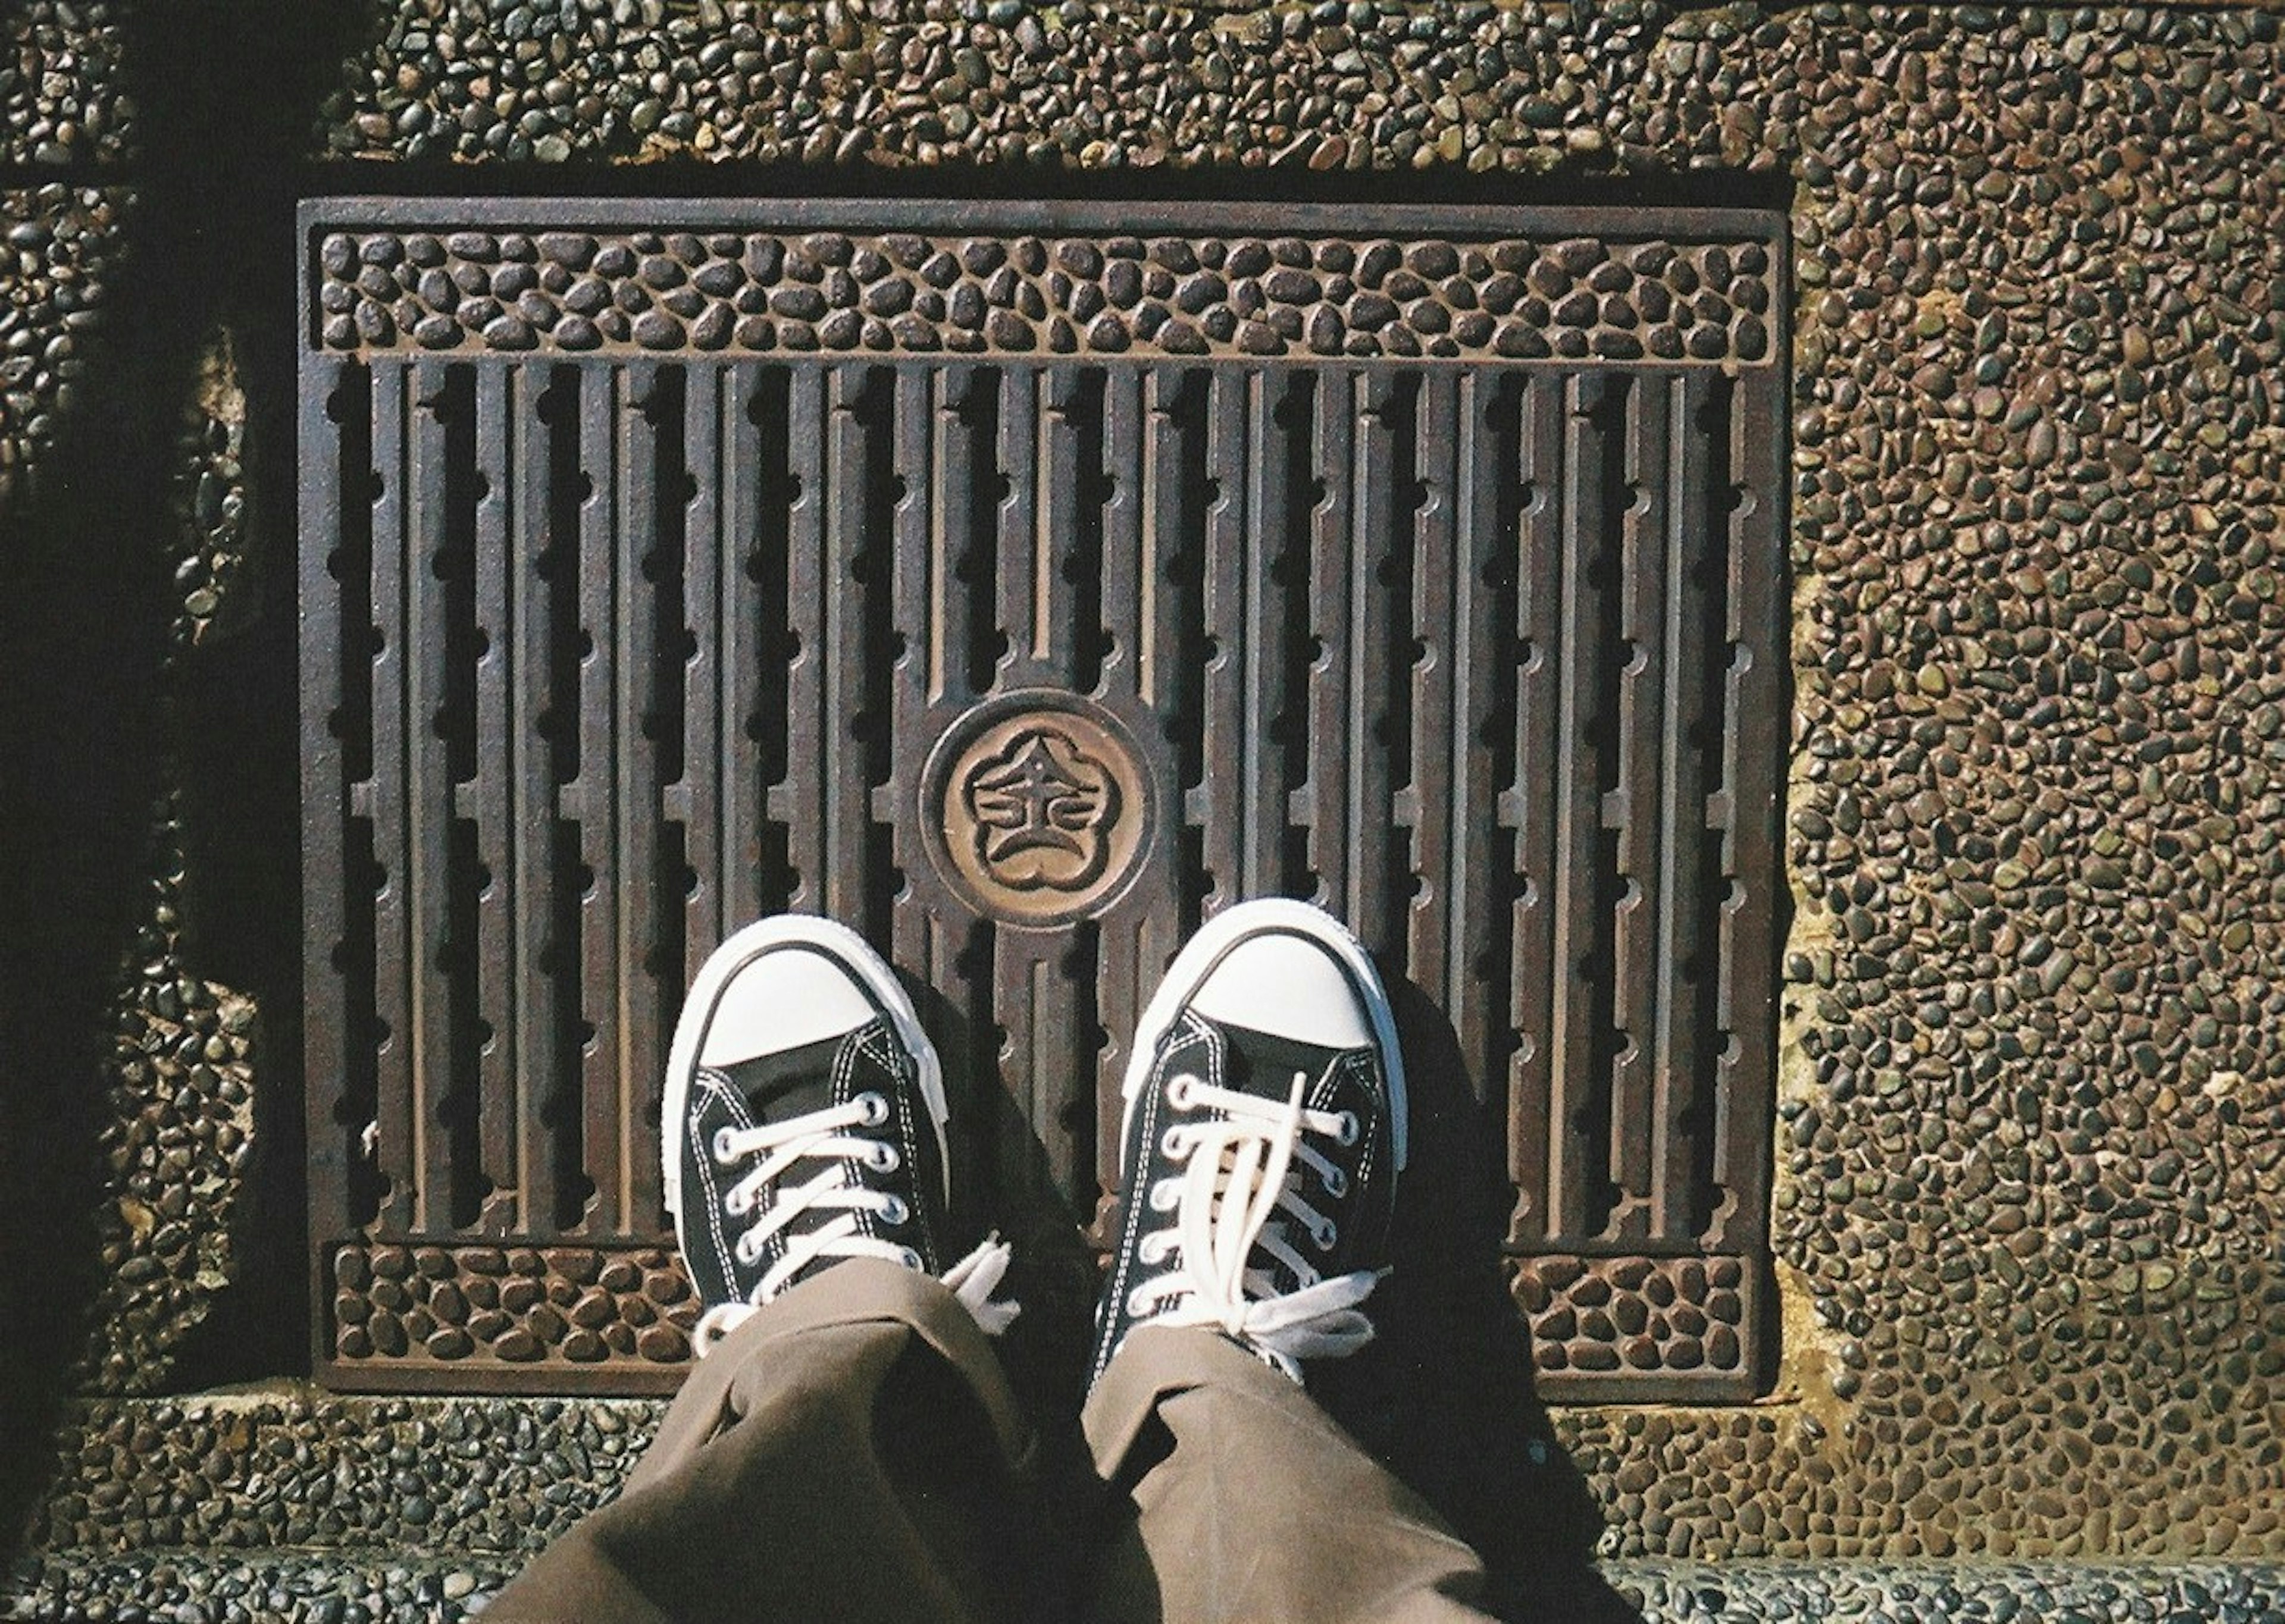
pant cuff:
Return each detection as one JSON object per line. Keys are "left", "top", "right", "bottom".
{"left": 1080, "top": 1322, "right": 1296, "bottom": 1479}
{"left": 685, "top": 1258, "right": 1033, "bottom": 1471}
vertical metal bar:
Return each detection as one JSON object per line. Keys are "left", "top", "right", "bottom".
{"left": 776, "top": 363, "right": 829, "bottom": 913}
{"left": 932, "top": 365, "right": 982, "bottom": 710}
{"left": 1094, "top": 367, "right": 1175, "bottom": 1211}
{"left": 1196, "top": 369, "right": 1248, "bottom": 914}
{"left": 570, "top": 363, "right": 619, "bottom": 1236}
{"left": 1654, "top": 369, "right": 1716, "bottom": 1239}
{"left": 301, "top": 359, "right": 356, "bottom": 1239}
{"left": 1154, "top": 366, "right": 1212, "bottom": 942}
{"left": 1547, "top": 372, "right": 1618, "bottom": 1243}
{"left": 1348, "top": 371, "right": 1399, "bottom": 952}
{"left": 471, "top": 365, "right": 517, "bottom": 1234}
{"left": 1505, "top": 371, "right": 1566, "bottom": 1246}
{"left": 1094, "top": 370, "right": 1149, "bottom": 1158}
{"left": 366, "top": 355, "right": 414, "bottom": 1252}
{"left": 406, "top": 359, "right": 457, "bottom": 1237}
{"left": 618, "top": 363, "right": 671, "bottom": 1233}
{"left": 918, "top": 374, "right": 994, "bottom": 1204}
{"left": 995, "top": 365, "right": 1041, "bottom": 685}
{"left": 1035, "top": 365, "right": 1086, "bottom": 682}
{"left": 1605, "top": 373, "right": 1670, "bottom": 1243}
{"left": 681, "top": 365, "right": 725, "bottom": 979}
{"left": 721, "top": 362, "right": 769, "bottom": 930}
{"left": 1447, "top": 373, "right": 1504, "bottom": 1097}
{"left": 991, "top": 943, "right": 1093, "bottom": 1209}
{"left": 1406, "top": 370, "right": 1460, "bottom": 1021}
{"left": 1304, "top": 372, "right": 1355, "bottom": 913}
{"left": 889, "top": 366, "right": 938, "bottom": 980}
{"left": 824, "top": 365, "right": 874, "bottom": 928}
{"left": 1241, "top": 371, "right": 1291, "bottom": 901}
{"left": 1140, "top": 370, "right": 1195, "bottom": 725}
{"left": 1711, "top": 363, "right": 1783, "bottom": 1252}
{"left": 511, "top": 365, "right": 561, "bottom": 1231}
{"left": 1100, "top": 368, "right": 1147, "bottom": 704}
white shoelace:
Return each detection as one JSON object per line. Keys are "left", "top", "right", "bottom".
{"left": 1123, "top": 1068, "right": 1381, "bottom": 1381}
{"left": 692, "top": 1090, "right": 1019, "bottom": 1353}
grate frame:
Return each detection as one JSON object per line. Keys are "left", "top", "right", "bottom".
{"left": 299, "top": 197, "right": 1788, "bottom": 1399}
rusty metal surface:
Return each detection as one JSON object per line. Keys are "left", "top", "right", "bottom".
{"left": 299, "top": 198, "right": 1786, "bottom": 1399}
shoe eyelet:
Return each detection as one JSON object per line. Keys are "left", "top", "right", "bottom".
{"left": 734, "top": 1233, "right": 761, "bottom": 1265}
{"left": 856, "top": 1092, "right": 890, "bottom": 1127}
{"left": 723, "top": 1188, "right": 749, "bottom": 1217}
{"left": 1148, "top": 1178, "right": 1181, "bottom": 1212}
{"left": 866, "top": 1142, "right": 900, "bottom": 1174}
{"left": 712, "top": 1126, "right": 738, "bottom": 1164}
{"left": 1314, "top": 1222, "right": 1339, "bottom": 1251}
{"left": 1160, "top": 1125, "right": 1192, "bottom": 1159}
{"left": 1322, "top": 1167, "right": 1348, "bottom": 1198}
{"left": 1333, "top": 1111, "right": 1360, "bottom": 1148}
{"left": 880, "top": 1195, "right": 909, "bottom": 1225}
{"left": 899, "top": 1247, "right": 924, "bottom": 1270}
{"left": 1125, "top": 1286, "right": 1153, "bottom": 1316}
{"left": 1138, "top": 1231, "right": 1173, "bottom": 1265}
{"left": 1165, "top": 1073, "right": 1200, "bottom": 1109}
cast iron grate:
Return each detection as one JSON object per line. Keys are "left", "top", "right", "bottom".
{"left": 299, "top": 199, "right": 1786, "bottom": 1399}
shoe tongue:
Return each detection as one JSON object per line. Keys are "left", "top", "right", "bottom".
{"left": 1205, "top": 1022, "right": 1348, "bottom": 1098}
{"left": 709, "top": 1023, "right": 874, "bottom": 1124}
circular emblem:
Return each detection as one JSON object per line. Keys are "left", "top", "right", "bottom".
{"left": 923, "top": 691, "right": 1151, "bottom": 926}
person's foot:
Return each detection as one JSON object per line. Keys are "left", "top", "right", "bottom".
{"left": 663, "top": 914, "right": 1013, "bottom": 1350}
{"left": 1088, "top": 898, "right": 1407, "bottom": 1385}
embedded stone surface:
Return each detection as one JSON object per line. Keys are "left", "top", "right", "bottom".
{"left": 329, "top": 1244, "right": 696, "bottom": 1373}
{"left": 7, "top": 1547, "right": 2285, "bottom": 1623}
{"left": 171, "top": 332, "right": 255, "bottom": 650}
{"left": 0, "top": 185, "right": 123, "bottom": 516}
{"left": 1510, "top": 1255, "right": 1753, "bottom": 1382}
{"left": 311, "top": 223, "right": 1774, "bottom": 363}
{"left": 1, "top": 0, "right": 130, "bottom": 168}
{"left": 291, "top": 0, "right": 2285, "bottom": 1566}
{"left": 1605, "top": 1562, "right": 2285, "bottom": 1622}
{"left": 29, "top": 1396, "right": 658, "bottom": 1556}
{"left": 76, "top": 811, "right": 259, "bottom": 1397}
{"left": 0, "top": 0, "right": 2250, "bottom": 1579}
{"left": 67, "top": 330, "right": 266, "bottom": 1396}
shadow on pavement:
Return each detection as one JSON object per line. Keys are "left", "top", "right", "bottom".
{"left": 906, "top": 955, "right": 1645, "bottom": 1623}
{"left": 1314, "top": 972, "right": 1645, "bottom": 1624}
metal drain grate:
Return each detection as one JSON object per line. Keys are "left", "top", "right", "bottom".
{"left": 300, "top": 199, "right": 1786, "bottom": 1399}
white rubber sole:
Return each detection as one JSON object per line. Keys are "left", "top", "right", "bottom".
{"left": 660, "top": 914, "right": 951, "bottom": 1231}
{"left": 1118, "top": 896, "right": 1408, "bottom": 1172}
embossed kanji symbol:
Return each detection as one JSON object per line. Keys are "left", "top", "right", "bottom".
{"left": 962, "top": 727, "right": 1121, "bottom": 891}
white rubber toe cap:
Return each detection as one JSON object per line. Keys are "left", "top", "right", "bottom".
{"left": 1187, "top": 931, "right": 1375, "bottom": 1049}
{"left": 697, "top": 946, "right": 878, "bottom": 1066}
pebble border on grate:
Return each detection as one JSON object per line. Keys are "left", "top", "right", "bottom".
{"left": 332, "top": 1244, "right": 696, "bottom": 1368}
{"left": 315, "top": 228, "right": 1774, "bottom": 365}
{"left": 1511, "top": 1254, "right": 1750, "bottom": 1378}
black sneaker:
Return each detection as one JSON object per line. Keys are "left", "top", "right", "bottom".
{"left": 662, "top": 914, "right": 1012, "bottom": 1350}
{"left": 1088, "top": 898, "right": 1407, "bottom": 1386}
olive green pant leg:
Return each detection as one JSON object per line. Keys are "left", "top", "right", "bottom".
{"left": 1078, "top": 1325, "right": 1496, "bottom": 1624}
{"left": 486, "top": 1259, "right": 1034, "bottom": 1624}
